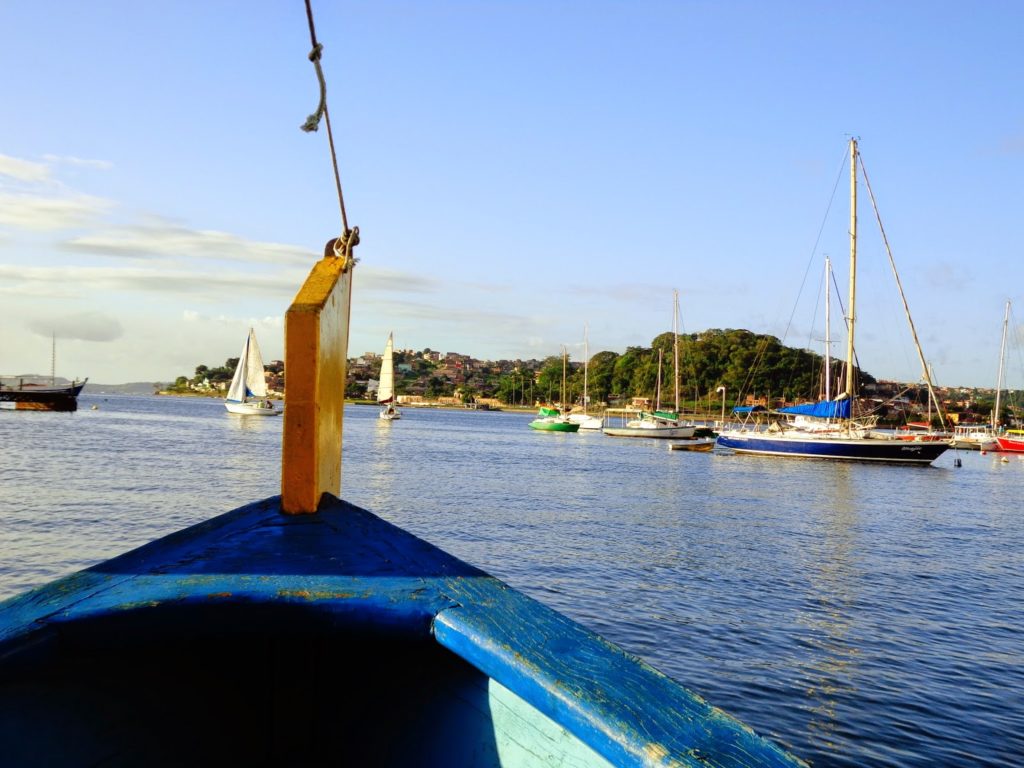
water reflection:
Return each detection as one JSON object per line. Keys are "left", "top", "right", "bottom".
{"left": 362, "top": 417, "right": 397, "bottom": 510}
{"left": 797, "top": 463, "right": 859, "bottom": 754}
{"left": 4, "top": 398, "right": 1023, "bottom": 766}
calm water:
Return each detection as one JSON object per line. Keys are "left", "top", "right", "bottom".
{"left": 2, "top": 394, "right": 1021, "bottom": 766}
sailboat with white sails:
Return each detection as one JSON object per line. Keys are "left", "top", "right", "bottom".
{"left": 378, "top": 332, "right": 401, "bottom": 420}
{"left": 224, "top": 328, "right": 279, "bottom": 416}
{"left": 716, "top": 138, "right": 948, "bottom": 465}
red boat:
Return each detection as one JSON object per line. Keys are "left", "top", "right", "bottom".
{"left": 995, "top": 430, "right": 1024, "bottom": 452}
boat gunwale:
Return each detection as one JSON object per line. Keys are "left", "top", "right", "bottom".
{"left": 0, "top": 494, "right": 805, "bottom": 768}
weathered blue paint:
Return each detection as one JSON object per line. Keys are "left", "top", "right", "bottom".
{"left": 0, "top": 496, "right": 805, "bottom": 767}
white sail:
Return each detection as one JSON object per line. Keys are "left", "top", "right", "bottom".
{"left": 226, "top": 328, "right": 268, "bottom": 402}
{"left": 378, "top": 333, "right": 395, "bottom": 404}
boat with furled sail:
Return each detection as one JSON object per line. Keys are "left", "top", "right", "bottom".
{"left": 604, "top": 291, "right": 696, "bottom": 440}
{"left": 529, "top": 347, "right": 581, "bottom": 432}
{"left": 1, "top": 336, "right": 87, "bottom": 412}
{"left": 566, "top": 325, "right": 603, "bottom": 430}
{"left": 0, "top": 5, "right": 804, "bottom": 766}
{"left": 717, "top": 139, "right": 948, "bottom": 466}
{"left": 0, "top": 378, "right": 87, "bottom": 412}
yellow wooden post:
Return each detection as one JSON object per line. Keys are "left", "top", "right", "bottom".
{"left": 281, "top": 238, "right": 354, "bottom": 514}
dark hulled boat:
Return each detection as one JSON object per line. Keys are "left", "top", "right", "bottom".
{"left": 0, "top": 379, "right": 87, "bottom": 412}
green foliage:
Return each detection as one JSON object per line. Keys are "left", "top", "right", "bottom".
{"left": 535, "top": 355, "right": 567, "bottom": 403}
{"left": 177, "top": 329, "right": 865, "bottom": 408}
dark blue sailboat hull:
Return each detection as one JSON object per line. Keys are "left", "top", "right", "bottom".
{"left": 716, "top": 432, "right": 948, "bottom": 464}
{"left": 0, "top": 495, "right": 803, "bottom": 767}
{"left": 0, "top": 380, "right": 86, "bottom": 412}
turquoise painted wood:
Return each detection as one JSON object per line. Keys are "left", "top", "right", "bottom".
{"left": 0, "top": 496, "right": 805, "bottom": 767}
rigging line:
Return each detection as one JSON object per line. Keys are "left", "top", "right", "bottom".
{"left": 858, "top": 153, "right": 946, "bottom": 428}
{"left": 779, "top": 145, "right": 850, "bottom": 347}
{"left": 301, "top": 0, "right": 351, "bottom": 239}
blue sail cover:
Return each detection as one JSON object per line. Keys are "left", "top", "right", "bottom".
{"left": 778, "top": 399, "right": 851, "bottom": 419}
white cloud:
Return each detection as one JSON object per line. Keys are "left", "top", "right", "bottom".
{"left": 27, "top": 311, "right": 123, "bottom": 342}
{"left": 181, "top": 310, "right": 283, "bottom": 329}
{"left": 0, "top": 192, "right": 114, "bottom": 231}
{"left": 61, "top": 222, "right": 318, "bottom": 265}
{"left": 41, "top": 154, "right": 113, "bottom": 171}
{"left": 0, "top": 263, "right": 304, "bottom": 301}
{"left": 0, "top": 154, "right": 50, "bottom": 182}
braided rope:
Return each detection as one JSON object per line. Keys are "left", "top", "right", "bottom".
{"left": 302, "top": 0, "right": 354, "bottom": 255}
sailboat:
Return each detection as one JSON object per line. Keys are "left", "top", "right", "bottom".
{"left": 716, "top": 139, "right": 949, "bottom": 465}
{"left": 952, "top": 301, "right": 1007, "bottom": 451}
{"left": 604, "top": 290, "right": 696, "bottom": 439}
{"left": 566, "top": 325, "right": 603, "bottom": 430}
{"left": 0, "top": 334, "right": 88, "bottom": 412}
{"left": 991, "top": 301, "right": 1024, "bottom": 452}
{"left": 224, "top": 328, "right": 279, "bottom": 416}
{"left": 529, "top": 347, "right": 580, "bottom": 432}
{"left": 377, "top": 332, "right": 401, "bottom": 420}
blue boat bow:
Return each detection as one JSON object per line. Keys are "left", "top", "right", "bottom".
{"left": 0, "top": 494, "right": 804, "bottom": 767}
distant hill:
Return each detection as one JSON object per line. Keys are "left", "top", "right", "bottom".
{"left": 3, "top": 375, "right": 168, "bottom": 395}
{"left": 86, "top": 382, "right": 167, "bottom": 395}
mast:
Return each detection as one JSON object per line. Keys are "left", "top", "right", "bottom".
{"left": 673, "top": 290, "right": 680, "bottom": 413}
{"left": 583, "top": 325, "right": 589, "bottom": 415}
{"left": 51, "top": 332, "right": 56, "bottom": 385}
{"left": 655, "top": 349, "right": 663, "bottom": 411}
{"left": 994, "top": 300, "right": 1010, "bottom": 431}
{"left": 845, "top": 138, "right": 857, "bottom": 400}
{"left": 824, "top": 257, "right": 832, "bottom": 402}
{"left": 561, "top": 345, "right": 567, "bottom": 409}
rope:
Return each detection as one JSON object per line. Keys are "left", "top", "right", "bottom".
{"left": 301, "top": 0, "right": 354, "bottom": 258}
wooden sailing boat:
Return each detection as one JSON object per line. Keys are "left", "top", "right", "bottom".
{"left": 377, "top": 332, "right": 401, "bottom": 420}
{"left": 717, "top": 139, "right": 948, "bottom": 465}
{"left": 223, "top": 327, "right": 279, "bottom": 416}
{"left": 0, "top": 4, "right": 803, "bottom": 766}
{"left": 0, "top": 334, "right": 87, "bottom": 412}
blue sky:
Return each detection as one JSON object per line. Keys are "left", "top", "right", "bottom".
{"left": 1, "top": 1, "right": 1022, "bottom": 388}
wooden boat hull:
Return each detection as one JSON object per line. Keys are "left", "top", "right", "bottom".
{"left": 0, "top": 495, "right": 803, "bottom": 767}
{"left": 716, "top": 431, "right": 949, "bottom": 465}
{"left": 669, "top": 438, "right": 716, "bottom": 452}
{"left": 0, "top": 380, "right": 86, "bottom": 412}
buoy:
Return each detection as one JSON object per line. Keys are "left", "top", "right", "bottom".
{"left": 91, "top": 404, "right": 99, "bottom": 410}
{"left": 954, "top": 457, "right": 962, "bottom": 467}
{"left": 1001, "top": 457, "right": 1009, "bottom": 463}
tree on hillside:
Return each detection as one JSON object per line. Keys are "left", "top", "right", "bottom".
{"left": 535, "top": 355, "right": 567, "bottom": 403}
{"left": 586, "top": 351, "right": 619, "bottom": 405}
